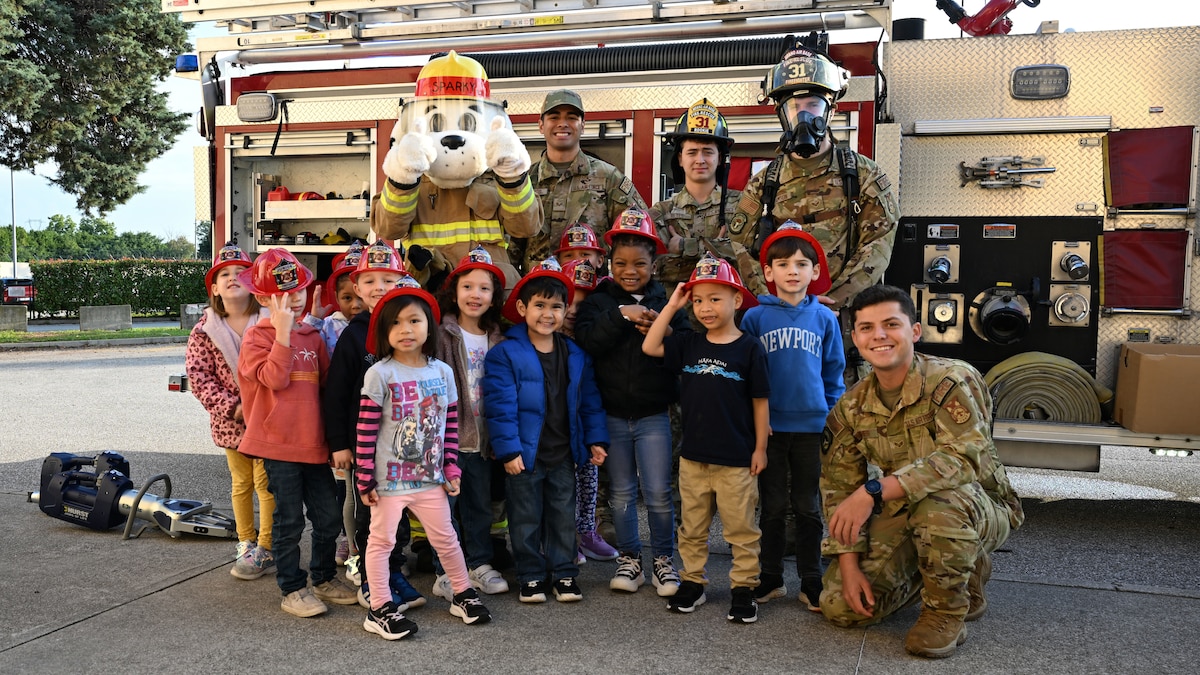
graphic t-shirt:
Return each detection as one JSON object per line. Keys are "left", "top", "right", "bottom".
{"left": 461, "top": 329, "right": 489, "bottom": 421}
{"left": 361, "top": 357, "right": 459, "bottom": 494}
{"left": 663, "top": 331, "right": 770, "bottom": 467}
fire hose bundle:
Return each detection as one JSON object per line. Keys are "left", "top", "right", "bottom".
{"left": 984, "top": 352, "right": 1114, "bottom": 424}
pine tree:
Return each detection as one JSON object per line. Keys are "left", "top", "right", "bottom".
{"left": 0, "top": 1, "right": 190, "bottom": 214}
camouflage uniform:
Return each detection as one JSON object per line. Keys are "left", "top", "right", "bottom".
{"left": 510, "top": 152, "right": 647, "bottom": 276}
{"left": 818, "top": 352, "right": 1024, "bottom": 626}
{"left": 727, "top": 149, "right": 899, "bottom": 307}
{"left": 648, "top": 186, "right": 741, "bottom": 288}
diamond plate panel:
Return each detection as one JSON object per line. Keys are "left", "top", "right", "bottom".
{"left": 874, "top": 122, "right": 901, "bottom": 190}
{"left": 193, "top": 146, "right": 211, "bottom": 222}
{"left": 898, "top": 133, "right": 1104, "bottom": 217}
{"left": 885, "top": 27, "right": 1200, "bottom": 131}
{"left": 216, "top": 98, "right": 400, "bottom": 127}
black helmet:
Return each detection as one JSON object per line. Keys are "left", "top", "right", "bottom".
{"left": 764, "top": 46, "right": 850, "bottom": 105}
{"left": 662, "top": 98, "right": 734, "bottom": 185}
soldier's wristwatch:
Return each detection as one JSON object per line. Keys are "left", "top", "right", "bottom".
{"left": 864, "top": 479, "right": 884, "bottom": 515}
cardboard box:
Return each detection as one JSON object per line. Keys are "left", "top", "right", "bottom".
{"left": 1113, "top": 343, "right": 1200, "bottom": 435}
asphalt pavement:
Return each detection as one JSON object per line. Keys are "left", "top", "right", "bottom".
{"left": 2, "top": 344, "right": 1198, "bottom": 673}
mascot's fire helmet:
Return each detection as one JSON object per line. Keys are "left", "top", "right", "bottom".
{"left": 764, "top": 46, "right": 850, "bottom": 158}
{"left": 660, "top": 98, "right": 734, "bottom": 185}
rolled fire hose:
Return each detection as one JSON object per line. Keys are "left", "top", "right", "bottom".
{"left": 984, "top": 352, "right": 1114, "bottom": 423}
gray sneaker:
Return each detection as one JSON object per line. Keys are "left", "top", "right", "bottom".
{"left": 230, "top": 545, "right": 276, "bottom": 580}
{"left": 432, "top": 574, "right": 454, "bottom": 601}
{"left": 281, "top": 587, "right": 328, "bottom": 618}
{"left": 313, "top": 577, "right": 358, "bottom": 605}
{"left": 469, "top": 564, "right": 510, "bottom": 595}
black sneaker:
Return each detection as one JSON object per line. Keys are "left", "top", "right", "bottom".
{"left": 519, "top": 580, "right": 548, "bottom": 604}
{"left": 553, "top": 577, "right": 584, "bottom": 602}
{"left": 800, "top": 577, "right": 823, "bottom": 614}
{"left": 728, "top": 586, "right": 758, "bottom": 624}
{"left": 755, "top": 573, "right": 787, "bottom": 603}
{"left": 362, "top": 601, "right": 418, "bottom": 640}
{"left": 667, "top": 580, "right": 706, "bottom": 613}
{"left": 450, "top": 587, "right": 492, "bottom": 625}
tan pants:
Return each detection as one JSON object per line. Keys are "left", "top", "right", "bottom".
{"left": 677, "top": 458, "right": 762, "bottom": 589}
{"left": 225, "top": 448, "right": 274, "bottom": 549}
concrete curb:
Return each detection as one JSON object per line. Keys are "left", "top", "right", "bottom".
{"left": 0, "top": 336, "right": 189, "bottom": 352}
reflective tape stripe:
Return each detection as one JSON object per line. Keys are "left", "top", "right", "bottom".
{"left": 499, "top": 181, "right": 535, "bottom": 214}
{"left": 408, "top": 220, "right": 504, "bottom": 247}
{"left": 381, "top": 181, "right": 417, "bottom": 215}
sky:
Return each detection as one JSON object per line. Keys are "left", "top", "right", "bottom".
{"left": 3, "top": 0, "right": 1198, "bottom": 247}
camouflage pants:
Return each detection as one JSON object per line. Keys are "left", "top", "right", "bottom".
{"left": 820, "top": 482, "right": 1013, "bottom": 627}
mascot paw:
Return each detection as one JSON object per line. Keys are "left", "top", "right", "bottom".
{"left": 384, "top": 118, "right": 438, "bottom": 185}
{"left": 407, "top": 244, "right": 435, "bottom": 271}
{"left": 486, "top": 117, "right": 531, "bottom": 181}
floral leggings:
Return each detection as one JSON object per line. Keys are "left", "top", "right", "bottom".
{"left": 575, "top": 462, "right": 598, "bottom": 534}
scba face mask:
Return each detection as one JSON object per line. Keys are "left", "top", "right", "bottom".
{"left": 778, "top": 94, "right": 832, "bottom": 158}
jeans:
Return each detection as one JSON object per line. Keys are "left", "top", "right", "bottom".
{"left": 506, "top": 458, "right": 578, "bottom": 584}
{"left": 456, "top": 451, "right": 494, "bottom": 569}
{"left": 263, "top": 459, "right": 342, "bottom": 595}
{"left": 758, "top": 432, "right": 823, "bottom": 580}
{"left": 605, "top": 413, "right": 675, "bottom": 558}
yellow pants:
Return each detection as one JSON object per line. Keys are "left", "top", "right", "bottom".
{"left": 225, "top": 448, "right": 274, "bottom": 550}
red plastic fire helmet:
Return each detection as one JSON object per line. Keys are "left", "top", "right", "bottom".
{"left": 603, "top": 207, "right": 667, "bottom": 254}
{"left": 683, "top": 252, "right": 757, "bottom": 309}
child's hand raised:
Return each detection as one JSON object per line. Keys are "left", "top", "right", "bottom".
{"left": 666, "top": 282, "right": 691, "bottom": 311}
{"left": 266, "top": 293, "right": 295, "bottom": 332}
{"left": 309, "top": 284, "right": 334, "bottom": 320}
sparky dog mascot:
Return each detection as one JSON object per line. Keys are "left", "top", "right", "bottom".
{"left": 373, "top": 51, "right": 540, "bottom": 290}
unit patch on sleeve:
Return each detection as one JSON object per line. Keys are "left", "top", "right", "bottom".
{"left": 931, "top": 377, "right": 957, "bottom": 406}
{"left": 944, "top": 398, "right": 972, "bottom": 425}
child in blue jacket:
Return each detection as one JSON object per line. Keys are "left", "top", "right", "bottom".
{"left": 483, "top": 259, "right": 609, "bottom": 604}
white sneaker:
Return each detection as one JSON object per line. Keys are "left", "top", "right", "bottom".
{"left": 651, "top": 555, "right": 680, "bottom": 597}
{"left": 609, "top": 555, "right": 645, "bottom": 593}
{"left": 281, "top": 587, "right": 328, "bottom": 618}
{"left": 469, "top": 564, "right": 510, "bottom": 594}
{"left": 432, "top": 573, "right": 454, "bottom": 601}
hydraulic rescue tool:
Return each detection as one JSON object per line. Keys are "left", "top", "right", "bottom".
{"left": 959, "top": 156, "right": 1056, "bottom": 188}
{"left": 28, "top": 451, "right": 236, "bottom": 540}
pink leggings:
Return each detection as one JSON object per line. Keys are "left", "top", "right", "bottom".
{"left": 366, "top": 487, "right": 470, "bottom": 610}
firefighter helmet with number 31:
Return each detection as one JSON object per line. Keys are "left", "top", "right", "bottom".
{"left": 660, "top": 98, "right": 734, "bottom": 185}
{"left": 765, "top": 47, "right": 850, "bottom": 105}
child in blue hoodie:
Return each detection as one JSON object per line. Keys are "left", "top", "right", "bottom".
{"left": 739, "top": 222, "right": 845, "bottom": 612}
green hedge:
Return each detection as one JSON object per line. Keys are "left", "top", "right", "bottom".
{"left": 29, "top": 259, "right": 209, "bottom": 317}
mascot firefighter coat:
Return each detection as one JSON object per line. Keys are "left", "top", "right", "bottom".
{"left": 372, "top": 51, "right": 540, "bottom": 289}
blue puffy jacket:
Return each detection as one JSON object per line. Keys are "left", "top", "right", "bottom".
{"left": 483, "top": 325, "right": 609, "bottom": 470}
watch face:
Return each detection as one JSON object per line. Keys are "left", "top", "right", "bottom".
{"left": 865, "top": 479, "right": 882, "bottom": 495}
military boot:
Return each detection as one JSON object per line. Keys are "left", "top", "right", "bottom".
{"left": 904, "top": 607, "right": 967, "bottom": 658}
{"left": 965, "top": 550, "right": 992, "bottom": 622}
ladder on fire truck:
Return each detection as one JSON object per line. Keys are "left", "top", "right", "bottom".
{"left": 163, "top": 0, "right": 892, "bottom": 62}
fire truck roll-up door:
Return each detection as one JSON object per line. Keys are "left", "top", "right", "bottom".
{"left": 881, "top": 27, "right": 1200, "bottom": 470}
